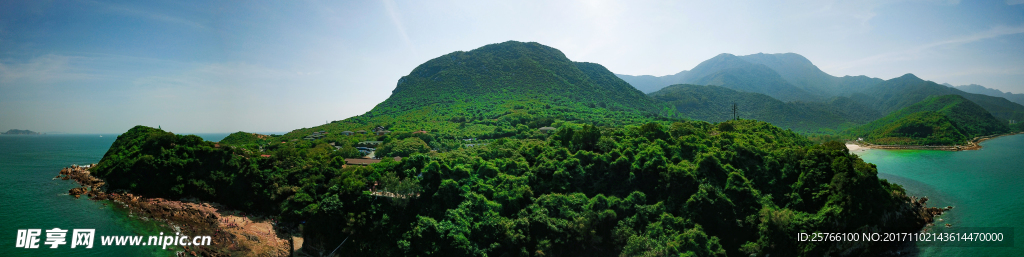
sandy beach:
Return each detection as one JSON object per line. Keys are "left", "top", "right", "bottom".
{"left": 846, "top": 143, "right": 868, "bottom": 152}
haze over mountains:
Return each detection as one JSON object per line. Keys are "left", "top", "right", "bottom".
{"left": 619, "top": 51, "right": 1024, "bottom": 136}
{"left": 617, "top": 52, "right": 882, "bottom": 99}
{"left": 943, "top": 83, "right": 1024, "bottom": 107}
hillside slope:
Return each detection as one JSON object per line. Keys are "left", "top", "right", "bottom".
{"left": 850, "top": 74, "right": 1024, "bottom": 122}
{"left": 952, "top": 84, "right": 1024, "bottom": 106}
{"left": 847, "top": 94, "right": 1010, "bottom": 145}
{"left": 737, "top": 53, "right": 883, "bottom": 96}
{"left": 678, "top": 53, "right": 818, "bottom": 102}
{"left": 650, "top": 84, "right": 880, "bottom": 133}
{"left": 291, "top": 41, "right": 670, "bottom": 138}
{"left": 616, "top": 53, "right": 883, "bottom": 99}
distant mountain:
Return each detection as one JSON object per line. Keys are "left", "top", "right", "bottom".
{"left": 617, "top": 53, "right": 882, "bottom": 101}
{"left": 289, "top": 41, "right": 668, "bottom": 138}
{"left": 950, "top": 84, "right": 1024, "bottom": 106}
{"left": 847, "top": 95, "right": 1009, "bottom": 145}
{"left": 850, "top": 74, "right": 1024, "bottom": 121}
{"left": 685, "top": 55, "right": 821, "bottom": 102}
{"left": 737, "top": 53, "right": 883, "bottom": 96}
{"left": 2, "top": 129, "right": 40, "bottom": 135}
{"left": 615, "top": 71, "right": 688, "bottom": 93}
{"left": 649, "top": 84, "right": 880, "bottom": 133}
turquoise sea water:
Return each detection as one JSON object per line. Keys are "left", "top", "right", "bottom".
{"left": 0, "top": 133, "right": 228, "bottom": 256}
{"left": 856, "top": 134, "right": 1024, "bottom": 256}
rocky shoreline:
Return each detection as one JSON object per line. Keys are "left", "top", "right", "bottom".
{"left": 850, "top": 131, "right": 1023, "bottom": 151}
{"left": 56, "top": 164, "right": 297, "bottom": 256}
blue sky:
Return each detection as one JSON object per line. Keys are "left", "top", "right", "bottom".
{"left": 2, "top": 0, "right": 1024, "bottom": 133}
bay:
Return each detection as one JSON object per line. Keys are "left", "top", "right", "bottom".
{"left": 856, "top": 134, "right": 1024, "bottom": 256}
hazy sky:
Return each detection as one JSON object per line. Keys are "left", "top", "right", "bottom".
{"left": 2, "top": 0, "right": 1024, "bottom": 133}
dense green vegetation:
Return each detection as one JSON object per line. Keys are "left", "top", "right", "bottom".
{"left": 93, "top": 120, "right": 925, "bottom": 256}
{"left": 376, "top": 137, "right": 431, "bottom": 157}
{"left": 650, "top": 84, "right": 880, "bottom": 133}
{"left": 219, "top": 131, "right": 269, "bottom": 146}
{"left": 845, "top": 95, "right": 1010, "bottom": 145}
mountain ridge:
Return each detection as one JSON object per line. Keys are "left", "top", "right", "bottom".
{"left": 948, "top": 84, "right": 1024, "bottom": 106}
{"left": 850, "top": 74, "right": 1024, "bottom": 122}
{"left": 617, "top": 52, "right": 883, "bottom": 98}
{"left": 846, "top": 94, "right": 1009, "bottom": 145}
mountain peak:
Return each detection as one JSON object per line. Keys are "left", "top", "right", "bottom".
{"left": 896, "top": 73, "right": 921, "bottom": 81}
{"left": 362, "top": 41, "right": 663, "bottom": 132}
{"left": 742, "top": 52, "right": 813, "bottom": 65}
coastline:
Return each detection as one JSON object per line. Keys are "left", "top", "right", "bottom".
{"left": 848, "top": 131, "right": 1024, "bottom": 151}
{"left": 56, "top": 164, "right": 297, "bottom": 256}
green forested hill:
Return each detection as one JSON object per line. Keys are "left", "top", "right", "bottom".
{"left": 219, "top": 131, "right": 268, "bottom": 146}
{"left": 292, "top": 41, "right": 670, "bottom": 138}
{"left": 650, "top": 84, "right": 880, "bottom": 133}
{"left": 851, "top": 74, "right": 1024, "bottom": 122}
{"left": 846, "top": 94, "right": 1010, "bottom": 145}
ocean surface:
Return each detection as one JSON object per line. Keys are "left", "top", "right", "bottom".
{"left": 855, "top": 134, "right": 1024, "bottom": 256}
{"left": 2, "top": 133, "right": 1020, "bottom": 256}
{"left": 0, "top": 133, "right": 228, "bottom": 256}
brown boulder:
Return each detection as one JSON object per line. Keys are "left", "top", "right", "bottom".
{"left": 69, "top": 187, "right": 88, "bottom": 198}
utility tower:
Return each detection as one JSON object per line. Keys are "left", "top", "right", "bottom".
{"left": 732, "top": 103, "right": 737, "bottom": 120}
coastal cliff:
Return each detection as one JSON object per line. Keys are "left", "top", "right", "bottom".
{"left": 56, "top": 164, "right": 296, "bottom": 256}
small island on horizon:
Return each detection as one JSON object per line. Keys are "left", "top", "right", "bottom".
{"left": 1, "top": 129, "right": 41, "bottom": 135}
